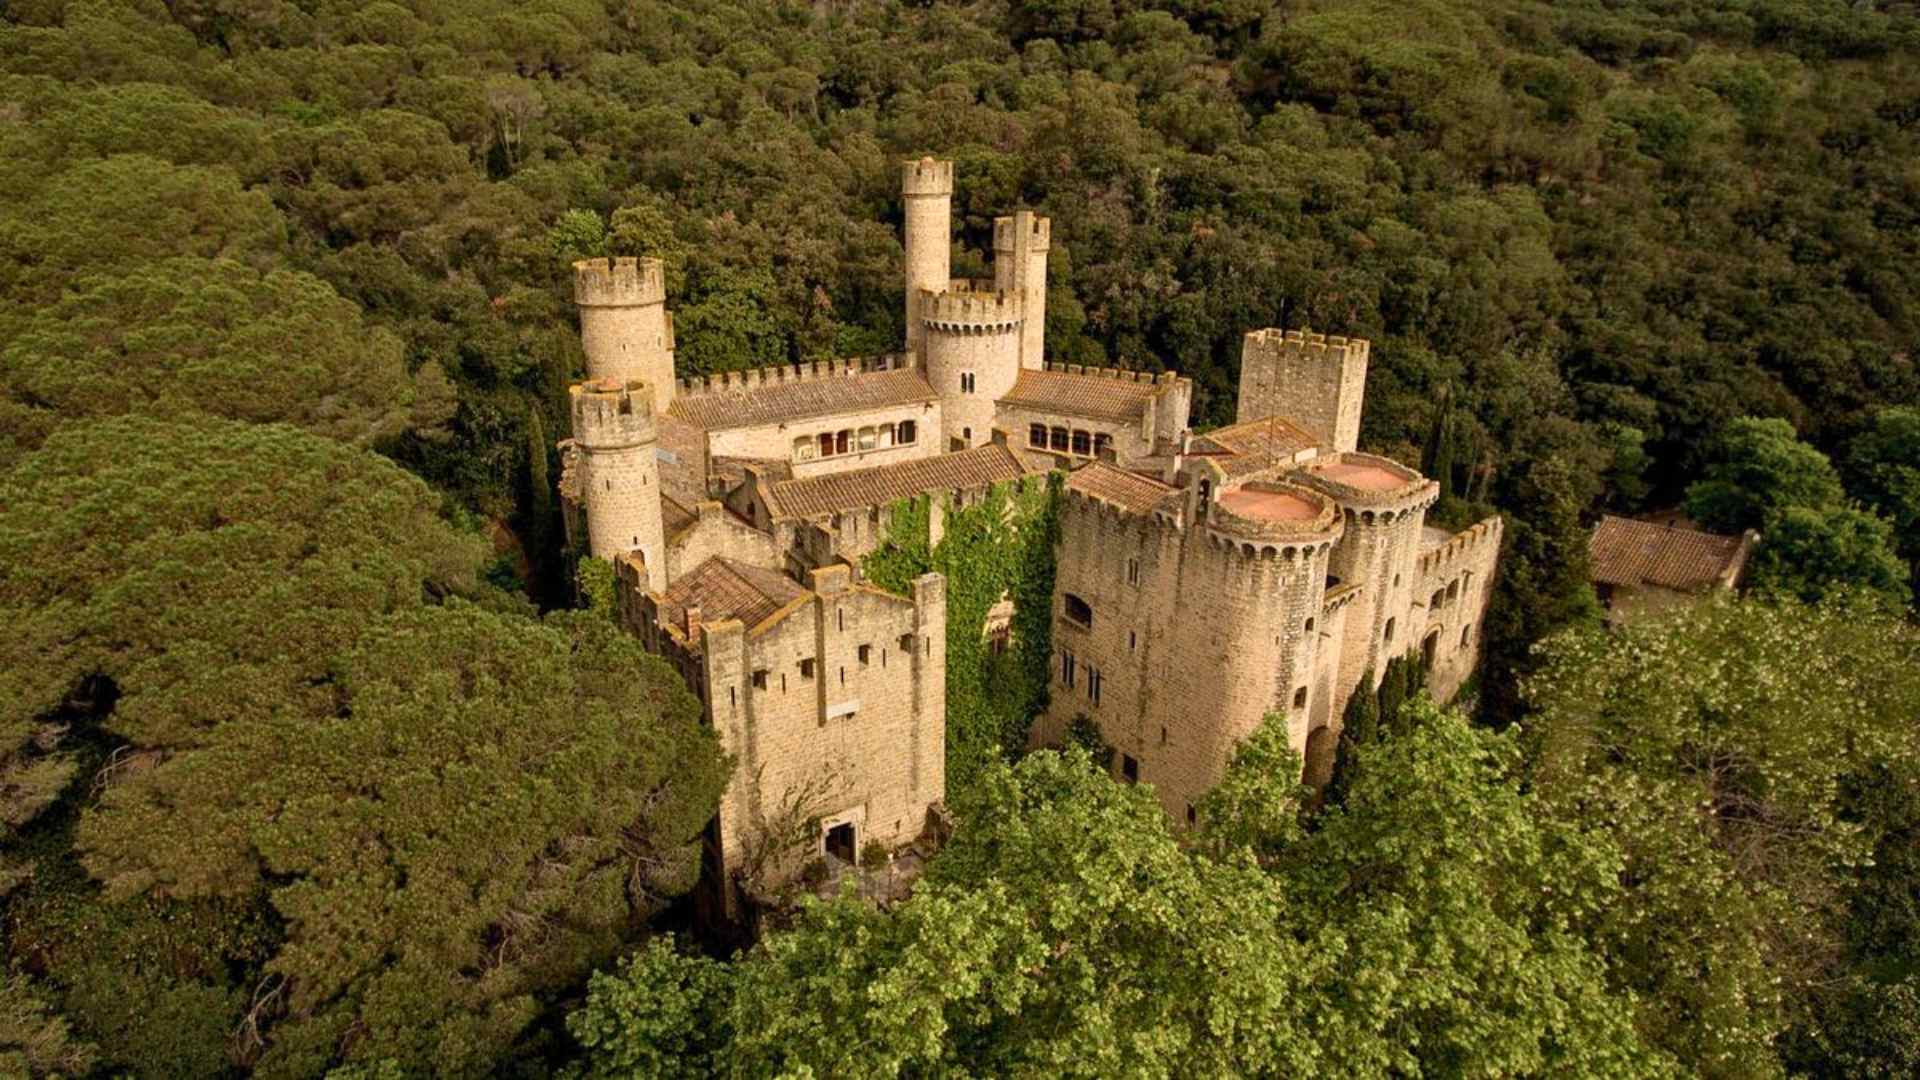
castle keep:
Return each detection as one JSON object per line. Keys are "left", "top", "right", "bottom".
{"left": 558, "top": 158, "right": 1501, "bottom": 903}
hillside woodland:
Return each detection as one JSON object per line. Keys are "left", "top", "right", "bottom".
{"left": 2, "top": 0, "right": 1918, "bottom": 1075}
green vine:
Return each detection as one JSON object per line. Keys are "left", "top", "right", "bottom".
{"left": 863, "top": 472, "right": 1063, "bottom": 795}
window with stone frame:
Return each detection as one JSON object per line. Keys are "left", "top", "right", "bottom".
{"left": 1029, "top": 423, "right": 1048, "bottom": 447}
{"left": 1071, "top": 429, "right": 1092, "bottom": 456}
{"left": 1063, "top": 593, "right": 1093, "bottom": 628}
{"left": 897, "top": 419, "right": 917, "bottom": 444}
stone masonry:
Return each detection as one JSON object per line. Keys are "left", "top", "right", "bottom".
{"left": 557, "top": 156, "right": 1503, "bottom": 892}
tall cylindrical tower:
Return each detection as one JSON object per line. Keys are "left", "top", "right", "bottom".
{"left": 573, "top": 257, "right": 676, "bottom": 411}
{"left": 1200, "top": 483, "right": 1344, "bottom": 760}
{"left": 901, "top": 157, "right": 954, "bottom": 359}
{"left": 570, "top": 378, "right": 667, "bottom": 592}
{"left": 1297, "top": 454, "right": 1439, "bottom": 713}
{"left": 993, "top": 210, "right": 1050, "bottom": 370}
{"left": 921, "top": 290, "right": 1022, "bottom": 450}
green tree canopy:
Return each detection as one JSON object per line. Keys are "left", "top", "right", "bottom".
{"left": 1, "top": 257, "right": 452, "bottom": 467}
{"left": 1684, "top": 417, "right": 1847, "bottom": 533}
{"left": 1521, "top": 595, "right": 1920, "bottom": 1075}
{"left": 574, "top": 708, "right": 1664, "bottom": 1077}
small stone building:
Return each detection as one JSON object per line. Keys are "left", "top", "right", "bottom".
{"left": 1588, "top": 514, "right": 1757, "bottom": 622}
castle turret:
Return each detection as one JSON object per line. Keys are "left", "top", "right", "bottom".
{"left": 901, "top": 158, "right": 953, "bottom": 359}
{"left": 921, "top": 289, "right": 1022, "bottom": 449}
{"left": 993, "top": 210, "right": 1050, "bottom": 371}
{"left": 574, "top": 257, "right": 676, "bottom": 411}
{"left": 1296, "top": 453, "right": 1438, "bottom": 714}
{"left": 1237, "top": 329, "right": 1369, "bottom": 453}
{"left": 570, "top": 378, "right": 667, "bottom": 592}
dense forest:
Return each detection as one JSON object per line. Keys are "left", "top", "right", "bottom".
{"left": 2, "top": 0, "right": 1918, "bottom": 1075}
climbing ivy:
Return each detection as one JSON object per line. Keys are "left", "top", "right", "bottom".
{"left": 863, "top": 473, "right": 1063, "bottom": 794}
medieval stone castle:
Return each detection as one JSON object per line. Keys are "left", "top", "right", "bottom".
{"left": 559, "top": 158, "right": 1501, "bottom": 905}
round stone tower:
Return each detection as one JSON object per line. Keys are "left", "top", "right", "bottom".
{"left": 993, "top": 210, "right": 1050, "bottom": 371}
{"left": 569, "top": 378, "right": 666, "bottom": 592}
{"left": 573, "top": 257, "right": 675, "bottom": 411}
{"left": 901, "top": 157, "right": 953, "bottom": 359}
{"left": 921, "top": 289, "right": 1022, "bottom": 450}
{"left": 1296, "top": 453, "right": 1439, "bottom": 712}
{"left": 1197, "top": 481, "right": 1344, "bottom": 763}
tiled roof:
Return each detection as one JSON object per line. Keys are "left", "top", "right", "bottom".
{"left": 1192, "top": 416, "right": 1322, "bottom": 470}
{"left": 1000, "top": 369, "right": 1162, "bottom": 423}
{"left": 1589, "top": 515, "right": 1752, "bottom": 592}
{"left": 766, "top": 444, "right": 1040, "bottom": 520}
{"left": 656, "top": 557, "right": 808, "bottom": 634}
{"left": 667, "top": 368, "right": 935, "bottom": 431}
{"left": 1066, "top": 460, "right": 1179, "bottom": 516}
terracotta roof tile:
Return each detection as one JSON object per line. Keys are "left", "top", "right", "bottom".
{"left": 667, "top": 368, "right": 935, "bottom": 430}
{"left": 657, "top": 556, "right": 808, "bottom": 634}
{"left": 1066, "top": 460, "right": 1179, "bottom": 516}
{"left": 766, "top": 444, "right": 1040, "bottom": 520}
{"left": 1589, "top": 515, "right": 1753, "bottom": 592}
{"left": 1191, "top": 416, "right": 1322, "bottom": 474}
{"left": 1001, "top": 369, "right": 1162, "bottom": 423}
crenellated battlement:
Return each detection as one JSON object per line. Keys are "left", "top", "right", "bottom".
{"left": 1241, "top": 326, "right": 1370, "bottom": 366}
{"left": 573, "top": 257, "right": 666, "bottom": 308}
{"left": 569, "top": 378, "right": 656, "bottom": 450}
{"left": 1042, "top": 362, "right": 1181, "bottom": 387}
{"left": 1295, "top": 452, "right": 1437, "bottom": 516}
{"left": 673, "top": 354, "right": 911, "bottom": 399}
{"left": 920, "top": 289, "right": 1023, "bottom": 332}
{"left": 902, "top": 156, "right": 953, "bottom": 197}
{"left": 993, "top": 212, "right": 1051, "bottom": 252}
{"left": 1207, "top": 482, "right": 1342, "bottom": 546}
{"left": 1418, "top": 515, "right": 1505, "bottom": 577}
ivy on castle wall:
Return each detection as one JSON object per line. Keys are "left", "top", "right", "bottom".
{"left": 863, "top": 473, "right": 1063, "bottom": 794}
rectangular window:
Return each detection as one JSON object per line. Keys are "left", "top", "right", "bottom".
{"left": 1063, "top": 593, "right": 1093, "bottom": 629}
{"left": 1088, "top": 666, "right": 1103, "bottom": 706}
{"left": 818, "top": 432, "right": 835, "bottom": 458}
{"left": 897, "top": 420, "right": 916, "bottom": 444}
{"left": 1293, "top": 686, "right": 1308, "bottom": 709}
{"left": 751, "top": 669, "right": 768, "bottom": 689}
{"left": 858, "top": 427, "right": 877, "bottom": 451}
{"left": 799, "top": 658, "right": 815, "bottom": 681}
{"left": 1384, "top": 617, "right": 1396, "bottom": 643}
{"left": 1122, "top": 755, "right": 1139, "bottom": 784}
{"left": 1030, "top": 423, "right": 1048, "bottom": 448}
{"left": 1094, "top": 433, "right": 1113, "bottom": 457}
{"left": 1071, "top": 429, "right": 1092, "bottom": 456}
{"left": 835, "top": 430, "right": 851, "bottom": 455}
{"left": 858, "top": 644, "right": 871, "bottom": 666}
{"left": 1461, "top": 624, "right": 1473, "bottom": 646}
{"left": 1127, "top": 558, "right": 1139, "bottom": 586}
{"left": 1050, "top": 427, "right": 1069, "bottom": 451}
{"left": 1060, "top": 649, "right": 1076, "bottom": 688}
{"left": 961, "top": 372, "right": 976, "bottom": 393}
{"left": 1128, "top": 630, "right": 1137, "bottom": 651}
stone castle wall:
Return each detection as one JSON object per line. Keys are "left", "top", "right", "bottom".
{"left": 1414, "top": 516, "right": 1504, "bottom": 701}
{"left": 650, "top": 566, "right": 945, "bottom": 912}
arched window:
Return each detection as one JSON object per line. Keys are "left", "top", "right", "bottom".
{"left": 1094, "top": 432, "right": 1112, "bottom": 456}
{"left": 897, "top": 420, "right": 916, "bottom": 444}
{"left": 1030, "top": 423, "right": 1048, "bottom": 448}
{"left": 1430, "top": 589, "right": 1444, "bottom": 610}
{"left": 858, "top": 426, "right": 877, "bottom": 451}
{"left": 793, "top": 436, "right": 814, "bottom": 461}
{"left": 878, "top": 423, "right": 895, "bottom": 448}
{"left": 1063, "top": 593, "right": 1093, "bottom": 628}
